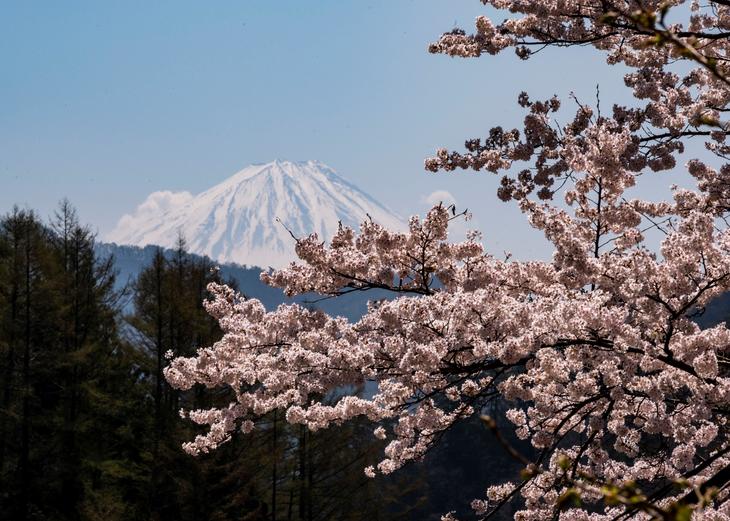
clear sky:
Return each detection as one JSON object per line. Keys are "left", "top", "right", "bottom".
{"left": 1, "top": 1, "right": 633, "bottom": 259}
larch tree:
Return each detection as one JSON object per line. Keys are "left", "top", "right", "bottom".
{"left": 166, "top": 1, "right": 730, "bottom": 519}
{"left": 0, "top": 204, "right": 153, "bottom": 520}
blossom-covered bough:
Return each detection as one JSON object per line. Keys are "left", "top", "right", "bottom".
{"left": 166, "top": 1, "right": 730, "bottom": 519}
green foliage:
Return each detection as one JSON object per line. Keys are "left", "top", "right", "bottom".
{"left": 0, "top": 203, "right": 149, "bottom": 519}
{"left": 0, "top": 204, "right": 414, "bottom": 520}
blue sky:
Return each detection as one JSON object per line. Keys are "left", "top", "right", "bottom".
{"left": 1, "top": 1, "right": 632, "bottom": 259}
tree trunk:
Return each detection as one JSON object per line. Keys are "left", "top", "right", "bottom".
{"left": 298, "top": 426, "right": 306, "bottom": 520}
{"left": 0, "top": 237, "right": 19, "bottom": 486}
{"left": 154, "top": 252, "right": 164, "bottom": 458}
{"left": 272, "top": 410, "right": 278, "bottom": 521}
{"left": 19, "top": 227, "right": 32, "bottom": 521}
{"left": 307, "top": 432, "right": 313, "bottom": 521}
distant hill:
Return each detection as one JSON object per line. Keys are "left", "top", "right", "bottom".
{"left": 695, "top": 292, "right": 730, "bottom": 329}
{"left": 97, "top": 241, "right": 730, "bottom": 328}
{"left": 96, "top": 242, "right": 387, "bottom": 322}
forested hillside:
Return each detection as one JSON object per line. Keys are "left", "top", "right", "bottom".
{"left": 95, "top": 242, "right": 387, "bottom": 322}
{"left": 0, "top": 204, "right": 403, "bottom": 520}
{"left": 0, "top": 203, "right": 526, "bottom": 520}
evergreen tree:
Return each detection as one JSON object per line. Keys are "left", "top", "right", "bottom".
{"left": 0, "top": 203, "right": 424, "bottom": 520}
{"left": 0, "top": 203, "right": 150, "bottom": 520}
{"left": 0, "top": 208, "right": 58, "bottom": 519}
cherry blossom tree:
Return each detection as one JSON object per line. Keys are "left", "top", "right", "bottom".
{"left": 165, "top": 1, "right": 730, "bottom": 519}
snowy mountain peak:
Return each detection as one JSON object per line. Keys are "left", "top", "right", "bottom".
{"left": 106, "top": 161, "right": 404, "bottom": 269}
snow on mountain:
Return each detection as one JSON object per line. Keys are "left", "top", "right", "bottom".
{"left": 106, "top": 160, "right": 404, "bottom": 269}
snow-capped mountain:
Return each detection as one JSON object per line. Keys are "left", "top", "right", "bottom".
{"left": 106, "top": 160, "right": 404, "bottom": 269}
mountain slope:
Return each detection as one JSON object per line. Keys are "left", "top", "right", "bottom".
{"left": 106, "top": 160, "right": 403, "bottom": 269}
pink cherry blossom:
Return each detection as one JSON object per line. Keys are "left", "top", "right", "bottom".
{"left": 167, "top": 2, "right": 730, "bottom": 518}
